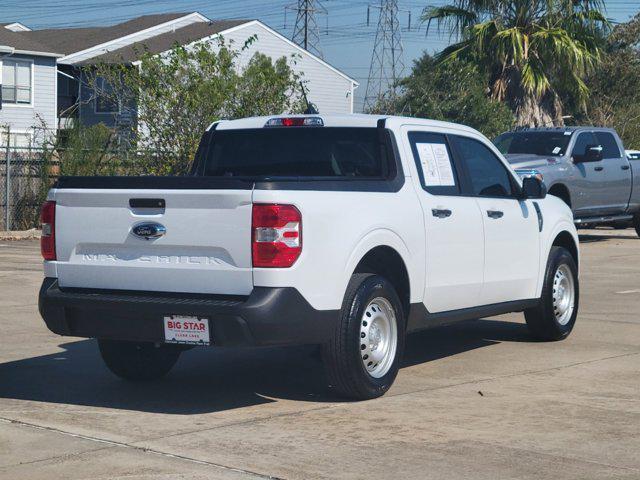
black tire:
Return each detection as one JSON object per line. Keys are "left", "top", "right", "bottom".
{"left": 525, "top": 247, "right": 579, "bottom": 341}
{"left": 322, "top": 274, "right": 406, "bottom": 400}
{"left": 98, "top": 339, "right": 181, "bottom": 381}
{"left": 634, "top": 214, "right": 640, "bottom": 237}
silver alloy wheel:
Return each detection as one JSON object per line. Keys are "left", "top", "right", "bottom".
{"left": 552, "top": 264, "right": 575, "bottom": 326}
{"left": 359, "top": 297, "right": 398, "bottom": 378}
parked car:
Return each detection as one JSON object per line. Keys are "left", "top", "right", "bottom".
{"left": 39, "top": 115, "right": 579, "bottom": 400}
{"left": 494, "top": 127, "right": 640, "bottom": 236}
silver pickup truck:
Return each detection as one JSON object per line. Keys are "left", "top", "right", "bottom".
{"left": 494, "top": 127, "right": 640, "bottom": 236}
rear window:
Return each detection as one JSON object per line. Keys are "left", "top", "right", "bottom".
{"left": 594, "top": 132, "right": 621, "bottom": 159}
{"left": 494, "top": 131, "right": 572, "bottom": 157}
{"left": 200, "top": 128, "right": 390, "bottom": 179}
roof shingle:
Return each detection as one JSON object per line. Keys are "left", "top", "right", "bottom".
{"left": 0, "top": 26, "right": 61, "bottom": 55}
{"left": 24, "top": 13, "right": 192, "bottom": 56}
{"left": 79, "top": 20, "right": 251, "bottom": 65}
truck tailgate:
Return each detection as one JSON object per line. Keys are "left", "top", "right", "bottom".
{"left": 53, "top": 184, "right": 253, "bottom": 296}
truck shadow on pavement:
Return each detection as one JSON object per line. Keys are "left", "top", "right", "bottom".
{"left": 0, "top": 318, "right": 531, "bottom": 413}
{"left": 578, "top": 231, "right": 638, "bottom": 243}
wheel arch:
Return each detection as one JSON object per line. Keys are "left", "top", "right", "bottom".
{"left": 552, "top": 230, "right": 579, "bottom": 270}
{"left": 536, "top": 223, "right": 580, "bottom": 298}
{"left": 547, "top": 183, "right": 572, "bottom": 208}
{"left": 343, "top": 229, "right": 421, "bottom": 318}
{"left": 352, "top": 246, "right": 411, "bottom": 318}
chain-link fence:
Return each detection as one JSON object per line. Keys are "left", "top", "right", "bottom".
{"left": 0, "top": 145, "right": 175, "bottom": 232}
{"left": 0, "top": 122, "right": 195, "bottom": 231}
{"left": 0, "top": 146, "right": 53, "bottom": 232}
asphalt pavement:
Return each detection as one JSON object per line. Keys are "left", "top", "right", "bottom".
{"left": 0, "top": 230, "right": 638, "bottom": 479}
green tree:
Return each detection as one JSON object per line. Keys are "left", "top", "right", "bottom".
{"left": 578, "top": 13, "right": 640, "bottom": 148}
{"left": 88, "top": 38, "right": 305, "bottom": 175}
{"left": 397, "top": 53, "right": 514, "bottom": 138}
{"left": 424, "top": 0, "right": 608, "bottom": 127}
{"left": 54, "top": 124, "right": 127, "bottom": 176}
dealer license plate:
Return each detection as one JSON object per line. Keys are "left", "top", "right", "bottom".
{"left": 163, "top": 315, "right": 210, "bottom": 345}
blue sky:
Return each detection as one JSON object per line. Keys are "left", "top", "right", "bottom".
{"left": 1, "top": 0, "right": 638, "bottom": 111}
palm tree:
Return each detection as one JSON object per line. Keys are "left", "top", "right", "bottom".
{"left": 424, "top": 0, "right": 609, "bottom": 127}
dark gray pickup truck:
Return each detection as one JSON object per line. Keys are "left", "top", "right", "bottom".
{"left": 494, "top": 127, "right": 640, "bottom": 236}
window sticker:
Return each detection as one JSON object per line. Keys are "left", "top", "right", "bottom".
{"left": 416, "top": 143, "right": 456, "bottom": 186}
{"left": 552, "top": 146, "right": 561, "bottom": 154}
{"left": 564, "top": 131, "right": 572, "bottom": 136}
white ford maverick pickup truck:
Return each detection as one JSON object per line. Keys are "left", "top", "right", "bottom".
{"left": 39, "top": 115, "right": 579, "bottom": 399}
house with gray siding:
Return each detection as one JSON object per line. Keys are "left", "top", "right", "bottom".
{"left": 0, "top": 23, "right": 62, "bottom": 147}
{"left": 2, "top": 12, "right": 357, "bottom": 137}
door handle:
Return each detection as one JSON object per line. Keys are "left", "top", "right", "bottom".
{"left": 594, "top": 166, "right": 604, "bottom": 171}
{"left": 432, "top": 208, "right": 452, "bottom": 219}
{"left": 129, "top": 198, "right": 165, "bottom": 208}
{"left": 621, "top": 165, "right": 630, "bottom": 170}
{"left": 487, "top": 210, "right": 504, "bottom": 219}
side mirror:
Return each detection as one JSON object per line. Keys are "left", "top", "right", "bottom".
{"left": 521, "top": 176, "right": 547, "bottom": 199}
{"left": 574, "top": 145, "right": 603, "bottom": 163}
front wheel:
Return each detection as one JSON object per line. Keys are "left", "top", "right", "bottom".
{"left": 322, "top": 274, "right": 406, "bottom": 400}
{"left": 525, "top": 247, "right": 579, "bottom": 341}
{"left": 98, "top": 339, "right": 182, "bottom": 381}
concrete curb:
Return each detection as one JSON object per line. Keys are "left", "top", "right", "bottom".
{"left": 0, "top": 229, "right": 40, "bottom": 241}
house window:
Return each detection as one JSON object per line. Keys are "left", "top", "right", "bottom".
{"left": 0, "top": 131, "right": 32, "bottom": 148}
{"left": 95, "top": 77, "right": 119, "bottom": 114}
{"left": 2, "top": 59, "right": 32, "bottom": 105}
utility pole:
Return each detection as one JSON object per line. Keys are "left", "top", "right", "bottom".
{"left": 285, "top": 0, "right": 327, "bottom": 58}
{"left": 364, "top": 0, "right": 407, "bottom": 112}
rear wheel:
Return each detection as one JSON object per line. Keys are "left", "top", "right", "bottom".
{"left": 525, "top": 247, "right": 579, "bottom": 341}
{"left": 98, "top": 339, "right": 181, "bottom": 381}
{"left": 322, "top": 274, "right": 405, "bottom": 400}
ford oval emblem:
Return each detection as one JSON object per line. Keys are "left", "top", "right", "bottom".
{"left": 132, "top": 222, "right": 166, "bottom": 240}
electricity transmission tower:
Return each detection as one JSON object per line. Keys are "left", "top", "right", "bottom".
{"left": 286, "top": 0, "right": 327, "bottom": 59}
{"left": 364, "top": 0, "right": 405, "bottom": 112}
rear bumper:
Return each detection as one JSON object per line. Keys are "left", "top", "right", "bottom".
{"left": 38, "top": 278, "right": 338, "bottom": 347}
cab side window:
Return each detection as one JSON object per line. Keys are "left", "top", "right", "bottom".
{"left": 594, "top": 132, "right": 621, "bottom": 159}
{"left": 408, "top": 131, "right": 460, "bottom": 196}
{"left": 572, "top": 132, "right": 597, "bottom": 158}
{"left": 451, "top": 136, "right": 515, "bottom": 198}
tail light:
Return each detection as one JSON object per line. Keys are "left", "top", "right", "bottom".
{"left": 41, "top": 201, "right": 56, "bottom": 261}
{"left": 252, "top": 204, "right": 301, "bottom": 268}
